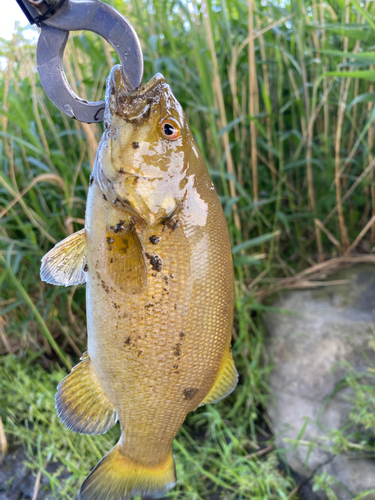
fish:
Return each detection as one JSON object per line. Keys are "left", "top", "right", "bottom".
{"left": 40, "top": 64, "right": 237, "bottom": 500}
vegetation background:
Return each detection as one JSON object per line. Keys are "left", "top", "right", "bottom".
{"left": 1, "top": 0, "right": 375, "bottom": 498}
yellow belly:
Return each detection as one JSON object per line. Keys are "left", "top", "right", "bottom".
{"left": 85, "top": 183, "right": 234, "bottom": 466}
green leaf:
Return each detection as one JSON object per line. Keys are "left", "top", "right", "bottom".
{"left": 218, "top": 116, "right": 244, "bottom": 138}
{"left": 325, "top": 70, "right": 375, "bottom": 81}
{"left": 321, "top": 23, "right": 375, "bottom": 43}
{"left": 350, "top": 0, "right": 375, "bottom": 31}
{"left": 232, "top": 231, "right": 280, "bottom": 254}
{"left": 233, "top": 254, "right": 265, "bottom": 266}
{"left": 319, "top": 49, "right": 375, "bottom": 63}
{"left": 348, "top": 92, "right": 375, "bottom": 109}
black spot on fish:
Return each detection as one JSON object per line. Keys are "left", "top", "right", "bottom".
{"left": 145, "top": 253, "right": 163, "bottom": 272}
{"left": 121, "top": 239, "right": 129, "bottom": 254}
{"left": 145, "top": 303, "right": 154, "bottom": 309}
{"left": 102, "top": 194, "right": 107, "bottom": 201}
{"left": 124, "top": 336, "right": 132, "bottom": 345}
{"left": 149, "top": 235, "right": 161, "bottom": 245}
{"left": 173, "top": 343, "right": 182, "bottom": 357}
{"left": 170, "top": 220, "right": 180, "bottom": 231}
{"left": 162, "top": 218, "right": 180, "bottom": 232}
{"left": 133, "top": 142, "right": 140, "bottom": 149}
{"left": 173, "top": 364, "right": 178, "bottom": 369}
{"left": 183, "top": 388, "right": 199, "bottom": 400}
{"left": 83, "top": 264, "right": 88, "bottom": 272}
{"left": 114, "top": 220, "right": 125, "bottom": 233}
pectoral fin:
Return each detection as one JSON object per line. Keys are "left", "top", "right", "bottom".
{"left": 106, "top": 222, "right": 147, "bottom": 293}
{"left": 40, "top": 229, "right": 87, "bottom": 286}
{"left": 55, "top": 352, "right": 117, "bottom": 435}
{"left": 200, "top": 351, "right": 238, "bottom": 406}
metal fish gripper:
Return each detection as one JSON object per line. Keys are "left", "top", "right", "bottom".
{"left": 15, "top": 0, "right": 144, "bottom": 123}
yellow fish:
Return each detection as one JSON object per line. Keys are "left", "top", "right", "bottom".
{"left": 41, "top": 65, "right": 237, "bottom": 500}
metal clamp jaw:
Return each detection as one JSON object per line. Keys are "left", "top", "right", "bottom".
{"left": 15, "top": 0, "right": 67, "bottom": 26}
{"left": 16, "top": 0, "right": 143, "bottom": 123}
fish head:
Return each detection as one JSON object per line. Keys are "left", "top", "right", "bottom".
{"left": 96, "top": 65, "right": 198, "bottom": 223}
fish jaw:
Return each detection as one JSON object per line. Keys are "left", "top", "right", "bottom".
{"left": 93, "top": 65, "right": 195, "bottom": 224}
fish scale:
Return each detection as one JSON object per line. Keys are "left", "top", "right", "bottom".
{"left": 86, "top": 182, "right": 232, "bottom": 466}
{"left": 40, "top": 65, "right": 237, "bottom": 499}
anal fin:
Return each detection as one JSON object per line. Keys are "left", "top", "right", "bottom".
{"left": 41, "top": 228, "right": 87, "bottom": 286}
{"left": 200, "top": 350, "right": 238, "bottom": 406}
{"left": 55, "top": 352, "right": 117, "bottom": 435}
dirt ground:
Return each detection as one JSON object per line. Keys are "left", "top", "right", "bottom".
{"left": 0, "top": 446, "right": 318, "bottom": 500}
{"left": 0, "top": 447, "right": 68, "bottom": 500}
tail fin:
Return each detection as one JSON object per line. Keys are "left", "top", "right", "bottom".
{"left": 79, "top": 442, "right": 176, "bottom": 500}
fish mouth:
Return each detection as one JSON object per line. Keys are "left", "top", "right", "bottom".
{"left": 107, "top": 66, "right": 168, "bottom": 121}
{"left": 108, "top": 65, "right": 166, "bottom": 102}
{"left": 129, "top": 73, "right": 166, "bottom": 98}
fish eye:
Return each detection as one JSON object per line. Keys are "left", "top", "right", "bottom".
{"left": 161, "top": 119, "right": 180, "bottom": 140}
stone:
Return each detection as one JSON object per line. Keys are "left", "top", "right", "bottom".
{"left": 264, "top": 264, "right": 375, "bottom": 499}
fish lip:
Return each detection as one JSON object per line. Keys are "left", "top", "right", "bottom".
{"left": 108, "top": 65, "right": 166, "bottom": 100}
{"left": 130, "top": 73, "right": 166, "bottom": 98}
{"left": 107, "top": 68, "right": 168, "bottom": 123}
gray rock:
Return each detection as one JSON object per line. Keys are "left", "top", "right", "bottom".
{"left": 264, "top": 264, "right": 375, "bottom": 499}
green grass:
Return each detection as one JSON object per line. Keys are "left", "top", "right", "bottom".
{"left": 0, "top": 354, "right": 295, "bottom": 499}
{"left": 1, "top": 0, "right": 375, "bottom": 497}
